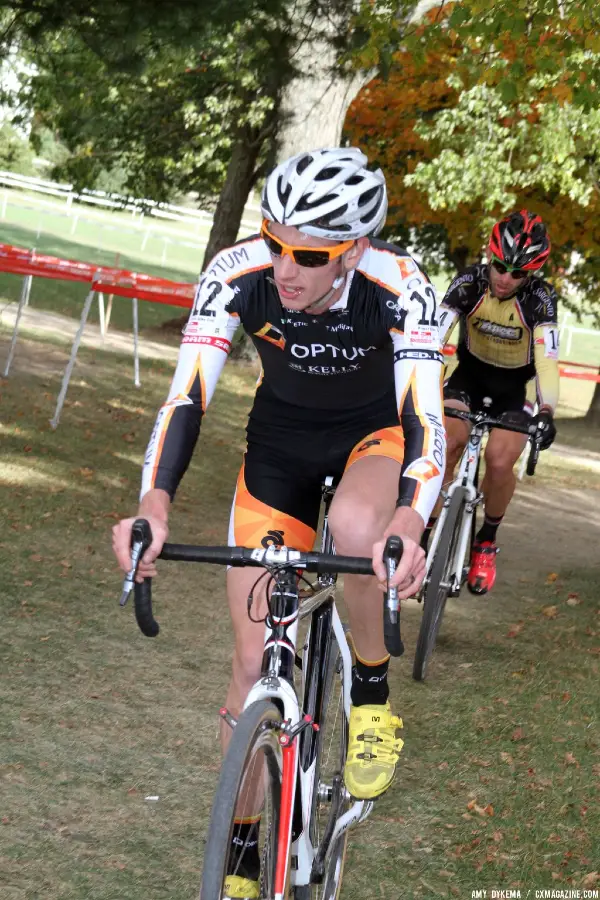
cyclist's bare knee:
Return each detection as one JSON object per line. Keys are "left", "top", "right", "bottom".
{"left": 329, "top": 502, "right": 386, "bottom": 555}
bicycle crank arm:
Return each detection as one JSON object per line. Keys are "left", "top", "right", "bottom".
{"left": 317, "top": 799, "right": 374, "bottom": 875}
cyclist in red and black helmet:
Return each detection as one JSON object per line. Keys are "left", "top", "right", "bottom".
{"left": 425, "top": 210, "right": 559, "bottom": 596}
{"left": 489, "top": 210, "right": 551, "bottom": 274}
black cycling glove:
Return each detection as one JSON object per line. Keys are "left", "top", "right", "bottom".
{"left": 533, "top": 408, "right": 556, "bottom": 450}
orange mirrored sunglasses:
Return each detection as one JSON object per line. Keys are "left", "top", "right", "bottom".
{"left": 261, "top": 219, "right": 354, "bottom": 268}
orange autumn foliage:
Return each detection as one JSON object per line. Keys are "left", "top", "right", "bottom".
{"left": 345, "top": 33, "right": 600, "bottom": 280}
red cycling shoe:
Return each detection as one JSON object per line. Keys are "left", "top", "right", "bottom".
{"left": 467, "top": 541, "right": 499, "bottom": 595}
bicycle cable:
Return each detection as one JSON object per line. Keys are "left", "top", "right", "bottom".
{"left": 246, "top": 565, "right": 316, "bottom": 624}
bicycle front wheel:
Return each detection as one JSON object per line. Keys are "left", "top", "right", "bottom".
{"left": 413, "top": 487, "right": 467, "bottom": 682}
{"left": 200, "top": 700, "right": 283, "bottom": 900}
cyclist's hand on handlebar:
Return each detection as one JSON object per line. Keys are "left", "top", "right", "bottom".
{"left": 372, "top": 533, "right": 426, "bottom": 599}
{"left": 112, "top": 515, "right": 168, "bottom": 581}
{"left": 532, "top": 407, "right": 556, "bottom": 450}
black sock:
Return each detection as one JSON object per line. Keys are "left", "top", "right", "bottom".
{"left": 227, "top": 818, "right": 261, "bottom": 881}
{"left": 420, "top": 516, "right": 437, "bottom": 553}
{"left": 476, "top": 514, "right": 503, "bottom": 544}
{"left": 351, "top": 653, "right": 390, "bottom": 707}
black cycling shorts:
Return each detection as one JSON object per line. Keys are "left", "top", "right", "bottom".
{"left": 444, "top": 362, "right": 533, "bottom": 422}
{"left": 228, "top": 387, "right": 405, "bottom": 551}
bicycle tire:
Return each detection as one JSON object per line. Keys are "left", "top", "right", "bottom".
{"left": 294, "top": 627, "right": 349, "bottom": 900}
{"left": 413, "top": 488, "right": 467, "bottom": 682}
{"left": 200, "top": 700, "right": 283, "bottom": 900}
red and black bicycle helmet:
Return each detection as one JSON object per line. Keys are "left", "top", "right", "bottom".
{"left": 488, "top": 210, "right": 550, "bottom": 271}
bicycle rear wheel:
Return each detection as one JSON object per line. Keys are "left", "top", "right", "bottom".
{"left": 413, "top": 487, "right": 467, "bottom": 682}
{"left": 200, "top": 700, "right": 283, "bottom": 900}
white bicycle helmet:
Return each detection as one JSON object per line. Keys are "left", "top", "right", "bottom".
{"left": 261, "top": 147, "right": 388, "bottom": 240}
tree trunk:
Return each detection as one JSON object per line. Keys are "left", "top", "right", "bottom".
{"left": 583, "top": 374, "right": 600, "bottom": 424}
{"left": 201, "top": 132, "right": 263, "bottom": 272}
{"left": 448, "top": 245, "right": 470, "bottom": 271}
{"left": 276, "top": 30, "right": 370, "bottom": 161}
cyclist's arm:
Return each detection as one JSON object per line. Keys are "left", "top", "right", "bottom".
{"left": 533, "top": 324, "right": 560, "bottom": 413}
{"left": 140, "top": 276, "right": 241, "bottom": 501}
{"left": 438, "top": 304, "right": 459, "bottom": 345}
{"left": 438, "top": 266, "right": 483, "bottom": 345}
{"left": 390, "top": 278, "right": 446, "bottom": 528}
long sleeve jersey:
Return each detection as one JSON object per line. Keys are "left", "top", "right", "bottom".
{"left": 439, "top": 263, "right": 560, "bottom": 411}
{"left": 141, "top": 236, "right": 446, "bottom": 525}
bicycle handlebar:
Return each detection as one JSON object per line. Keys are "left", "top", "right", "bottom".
{"left": 444, "top": 406, "right": 542, "bottom": 476}
{"left": 123, "top": 524, "right": 405, "bottom": 655}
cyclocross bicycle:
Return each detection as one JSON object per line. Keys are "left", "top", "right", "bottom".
{"left": 120, "top": 477, "right": 404, "bottom": 899}
{"left": 412, "top": 403, "right": 542, "bottom": 683}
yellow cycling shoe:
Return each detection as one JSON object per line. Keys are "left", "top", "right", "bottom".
{"left": 222, "top": 874, "right": 259, "bottom": 899}
{"left": 344, "top": 702, "right": 404, "bottom": 800}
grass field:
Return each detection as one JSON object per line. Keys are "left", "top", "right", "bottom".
{"left": 0, "top": 189, "right": 261, "bottom": 332}
{"left": 1, "top": 332, "right": 599, "bottom": 899}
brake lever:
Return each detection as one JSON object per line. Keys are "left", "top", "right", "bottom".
{"left": 119, "top": 518, "right": 153, "bottom": 606}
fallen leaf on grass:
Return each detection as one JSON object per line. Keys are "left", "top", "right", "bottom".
{"left": 458, "top": 663, "right": 473, "bottom": 668}
{"left": 121, "top": 432, "right": 136, "bottom": 443}
{"left": 546, "top": 572, "right": 559, "bottom": 583}
{"left": 29, "top": 554, "right": 43, "bottom": 562}
{"left": 511, "top": 728, "right": 525, "bottom": 742}
{"left": 582, "top": 873, "right": 599, "bottom": 888}
{"left": 59, "top": 560, "right": 72, "bottom": 569}
{"left": 567, "top": 595, "right": 582, "bottom": 607}
{"left": 564, "top": 752, "right": 579, "bottom": 767}
{"left": 78, "top": 467, "right": 94, "bottom": 478}
{"left": 561, "top": 692, "right": 571, "bottom": 702}
{"left": 507, "top": 622, "right": 525, "bottom": 638}
{"left": 542, "top": 605, "right": 558, "bottom": 619}
{"left": 466, "top": 800, "right": 494, "bottom": 817}
{"left": 23, "top": 580, "right": 33, "bottom": 587}
{"left": 500, "top": 752, "right": 514, "bottom": 763}
{"left": 40, "top": 636, "right": 49, "bottom": 642}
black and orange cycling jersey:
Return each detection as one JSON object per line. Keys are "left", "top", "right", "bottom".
{"left": 439, "top": 263, "right": 560, "bottom": 412}
{"left": 141, "top": 235, "right": 446, "bottom": 543}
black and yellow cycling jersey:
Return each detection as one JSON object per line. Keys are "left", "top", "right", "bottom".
{"left": 439, "top": 263, "right": 560, "bottom": 412}
{"left": 141, "top": 235, "right": 446, "bottom": 536}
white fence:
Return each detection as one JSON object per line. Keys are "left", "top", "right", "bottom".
{"left": 0, "top": 170, "right": 262, "bottom": 268}
{"left": 558, "top": 311, "right": 600, "bottom": 359}
{"left": 0, "top": 169, "right": 261, "bottom": 233}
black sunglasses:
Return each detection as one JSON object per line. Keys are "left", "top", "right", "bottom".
{"left": 491, "top": 258, "right": 528, "bottom": 280}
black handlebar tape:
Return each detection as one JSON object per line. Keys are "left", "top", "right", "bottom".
{"left": 305, "top": 553, "right": 374, "bottom": 575}
{"left": 133, "top": 578, "right": 159, "bottom": 637}
{"left": 130, "top": 519, "right": 158, "bottom": 637}
{"left": 383, "top": 608, "right": 404, "bottom": 658}
{"left": 382, "top": 535, "right": 405, "bottom": 658}
{"left": 526, "top": 438, "right": 541, "bottom": 477}
{"left": 158, "top": 543, "right": 374, "bottom": 575}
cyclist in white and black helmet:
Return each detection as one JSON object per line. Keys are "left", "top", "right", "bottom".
{"left": 113, "top": 147, "right": 446, "bottom": 899}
